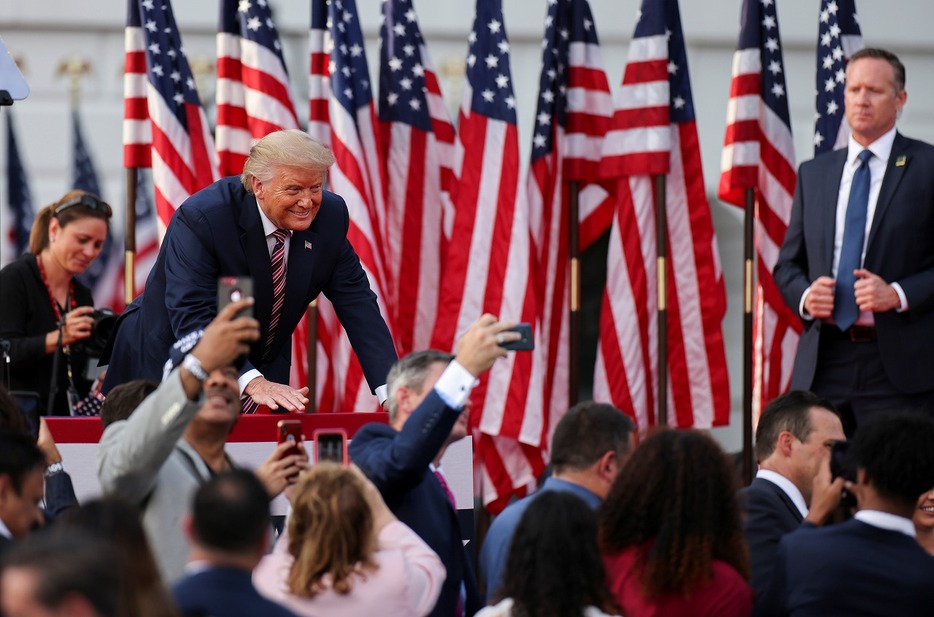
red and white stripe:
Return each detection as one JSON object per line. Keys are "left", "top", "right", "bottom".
{"left": 432, "top": 82, "right": 545, "bottom": 511}
{"left": 380, "top": 47, "right": 456, "bottom": 355}
{"left": 593, "top": 26, "right": 730, "bottom": 433}
{"left": 719, "top": 45, "right": 800, "bottom": 415}
{"left": 527, "top": 12, "right": 615, "bottom": 456}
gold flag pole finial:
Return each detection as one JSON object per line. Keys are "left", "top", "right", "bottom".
{"left": 56, "top": 56, "right": 92, "bottom": 107}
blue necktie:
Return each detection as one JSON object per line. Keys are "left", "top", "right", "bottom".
{"left": 834, "top": 149, "right": 873, "bottom": 331}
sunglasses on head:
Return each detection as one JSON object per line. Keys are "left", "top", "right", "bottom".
{"left": 54, "top": 194, "right": 110, "bottom": 216}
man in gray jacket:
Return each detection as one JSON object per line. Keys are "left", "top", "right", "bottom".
{"left": 97, "top": 298, "right": 307, "bottom": 583}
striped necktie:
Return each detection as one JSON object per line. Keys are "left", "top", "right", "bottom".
{"left": 241, "top": 229, "right": 289, "bottom": 414}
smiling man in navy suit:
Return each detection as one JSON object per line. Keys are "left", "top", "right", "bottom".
{"left": 774, "top": 48, "right": 934, "bottom": 433}
{"left": 102, "top": 130, "right": 396, "bottom": 412}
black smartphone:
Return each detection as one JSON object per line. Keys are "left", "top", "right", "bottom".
{"left": 217, "top": 276, "right": 254, "bottom": 318}
{"left": 830, "top": 440, "right": 856, "bottom": 483}
{"left": 313, "top": 429, "right": 348, "bottom": 465}
{"left": 499, "top": 323, "right": 534, "bottom": 351}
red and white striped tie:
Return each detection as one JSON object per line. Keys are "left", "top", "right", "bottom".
{"left": 242, "top": 228, "right": 289, "bottom": 414}
{"left": 264, "top": 229, "right": 289, "bottom": 358}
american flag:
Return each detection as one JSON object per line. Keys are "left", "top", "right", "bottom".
{"left": 431, "top": 0, "right": 545, "bottom": 512}
{"left": 814, "top": 0, "right": 862, "bottom": 155}
{"left": 123, "top": 0, "right": 219, "bottom": 229}
{"left": 216, "top": 0, "right": 299, "bottom": 176}
{"left": 719, "top": 0, "right": 800, "bottom": 416}
{"left": 593, "top": 0, "right": 730, "bottom": 433}
{"left": 309, "top": 0, "right": 397, "bottom": 412}
{"left": 2, "top": 111, "right": 33, "bottom": 266}
{"left": 527, "top": 0, "right": 614, "bottom": 454}
{"left": 71, "top": 108, "right": 119, "bottom": 305}
{"left": 377, "top": 0, "right": 456, "bottom": 356}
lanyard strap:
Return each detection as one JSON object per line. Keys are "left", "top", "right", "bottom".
{"left": 36, "top": 254, "right": 76, "bottom": 323}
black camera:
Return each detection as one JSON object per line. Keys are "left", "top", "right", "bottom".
{"left": 70, "top": 308, "right": 117, "bottom": 358}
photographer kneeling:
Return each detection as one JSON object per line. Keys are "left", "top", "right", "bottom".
{"left": 0, "top": 190, "right": 113, "bottom": 416}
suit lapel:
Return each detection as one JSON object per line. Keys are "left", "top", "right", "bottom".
{"left": 866, "top": 132, "right": 910, "bottom": 253}
{"left": 238, "top": 196, "right": 275, "bottom": 335}
{"left": 820, "top": 150, "right": 848, "bottom": 274}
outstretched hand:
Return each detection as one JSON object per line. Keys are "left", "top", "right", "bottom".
{"left": 244, "top": 378, "right": 310, "bottom": 413}
{"left": 454, "top": 313, "right": 521, "bottom": 377}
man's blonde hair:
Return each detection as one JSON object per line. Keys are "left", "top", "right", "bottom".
{"left": 240, "top": 129, "right": 335, "bottom": 192}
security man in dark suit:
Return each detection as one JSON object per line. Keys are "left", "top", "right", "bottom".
{"left": 740, "top": 391, "right": 845, "bottom": 607}
{"left": 102, "top": 129, "right": 397, "bottom": 412}
{"left": 757, "top": 412, "right": 934, "bottom": 616}
{"left": 774, "top": 48, "right": 934, "bottom": 433}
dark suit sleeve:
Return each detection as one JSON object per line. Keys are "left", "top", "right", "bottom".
{"left": 742, "top": 487, "right": 796, "bottom": 603}
{"left": 162, "top": 207, "right": 222, "bottom": 339}
{"left": 350, "top": 390, "right": 458, "bottom": 496}
{"left": 321, "top": 197, "right": 397, "bottom": 392}
{"left": 773, "top": 162, "right": 814, "bottom": 316}
{"left": 753, "top": 537, "right": 790, "bottom": 617}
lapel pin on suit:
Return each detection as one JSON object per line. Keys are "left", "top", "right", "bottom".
{"left": 896, "top": 155, "right": 907, "bottom": 167}
{"left": 304, "top": 240, "right": 313, "bottom": 250}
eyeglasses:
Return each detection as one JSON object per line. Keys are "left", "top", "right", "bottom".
{"left": 54, "top": 194, "right": 111, "bottom": 216}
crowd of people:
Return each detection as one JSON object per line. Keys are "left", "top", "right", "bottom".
{"left": 2, "top": 46, "right": 934, "bottom": 616}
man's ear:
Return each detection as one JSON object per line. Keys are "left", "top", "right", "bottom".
{"left": 251, "top": 175, "right": 265, "bottom": 199}
{"left": 596, "top": 450, "right": 618, "bottom": 483}
{"left": 777, "top": 431, "right": 795, "bottom": 456}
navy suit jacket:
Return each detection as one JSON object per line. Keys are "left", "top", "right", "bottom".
{"left": 741, "top": 477, "right": 805, "bottom": 607}
{"left": 172, "top": 566, "right": 299, "bottom": 617}
{"left": 774, "top": 133, "right": 934, "bottom": 393}
{"left": 349, "top": 390, "right": 482, "bottom": 617}
{"left": 756, "top": 518, "right": 934, "bottom": 616}
{"left": 102, "top": 177, "right": 396, "bottom": 394}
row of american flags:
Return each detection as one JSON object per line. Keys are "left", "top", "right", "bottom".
{"left": 2, "top": 0, "right": 864, "bottom": 511}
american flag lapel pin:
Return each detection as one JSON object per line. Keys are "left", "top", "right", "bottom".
{"left": 896, "top": 155, "right": 907, "bottom": 167}
{"left": 304, "top": 240, "right": 313, "bottom": 250}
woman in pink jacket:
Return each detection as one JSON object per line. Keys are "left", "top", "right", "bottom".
{"left": 253, "top": 464, "right": 445, "bottom": 617}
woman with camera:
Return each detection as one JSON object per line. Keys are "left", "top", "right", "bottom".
{"left": 0, "top": 190, "right": 112, "bottom": 416}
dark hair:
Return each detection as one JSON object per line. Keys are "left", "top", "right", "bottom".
{"left": 58, "top": 497, "right": 178, "bottom": 617}
{"left": 0, "top": 532, "right": 122, "bottom": 617}
{"left": 100, "top": 379, "right": 159, "bottom": 428}
{"left": 0, "top": 384, "right": 28, "bottom": 434}
{"left": 192, "top": 469, "right": 271, "bottom": 553}
{"left": 551, "top": 402, "right": 636, "bottom": 473}
{"left": 598, "top": 429, "right": 749, "bottom": 598}
{"left": 851, "top": 412, "right": 934, "bottom": 509}
{"left": 755, "top": 391, "right": 837, "bottom": 462}
{"left": 385, "top": 349, "right": 454, "bottom": 422}
{"left": 0, "top": 429, "right": 46, "bottom": 493}
{"left": 497, "top": 491, "right": 619, "bottom": 617}
{"left": 849, "top": 47, "right": 906, "bottom": 92}
{"left": 28, "top": 190, "right": 112, "bottom": 255}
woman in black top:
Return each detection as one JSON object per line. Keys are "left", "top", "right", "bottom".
{"left": 0, "top": 190, "right": 112, "bottom": 415}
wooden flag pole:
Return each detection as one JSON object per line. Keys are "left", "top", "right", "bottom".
{"left": 306, "top": 300, "right": 318, "bottom": 413}
{"left": 568, "top": 181, "right": 581, "bottom": 409}
{"left": 124, "top": 168, "right": 138, "bottom": 305}
{"left": 743, "top": 187, "right": 756, "bottom": 485}
{"left": 655, "top": 173, "right": 668, "bottom": 428}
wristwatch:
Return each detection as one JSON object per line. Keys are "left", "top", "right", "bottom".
{"left": 45, "top": 461, "right": 64, "bottom": 477}
{"left": 182, "top": 354, "right": 209, "bottom": 382}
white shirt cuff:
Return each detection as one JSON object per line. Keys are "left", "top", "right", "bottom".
{"left": 891, "top": 282, "right": 908, "bottom": 312}
{"left": 433, "top": 360, "right": 479, "bottom": 410}
{"left": 238, "top": 369, "right": 262, "bottom": 396}
{"left": 375, "top": 384, "right": 388, "bottom": 405}
{"left": 799, "top": 285, "right": 814, "bottom": 321}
